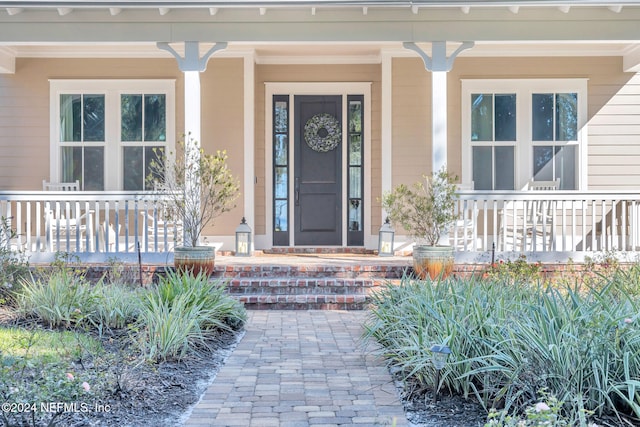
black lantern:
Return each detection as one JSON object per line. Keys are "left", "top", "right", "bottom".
{"left": 378, "top": 218, "right": 395, "bottom": 257}
{"left": 430, "top": 344, "right": 451, "bottom": 403}
{"left": 235, "top": 217, "right": 252, "bottom": 256}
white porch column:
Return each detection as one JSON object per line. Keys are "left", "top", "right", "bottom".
{"left": 403, "top": 41, "right": 474, "bottom": 173}
{"left": 157, "top": 41, "right": 227, "bottom": 245}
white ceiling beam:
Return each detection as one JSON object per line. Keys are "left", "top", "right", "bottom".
{"left": 508, "top": 5, "right": 519, "bottom": 14}
{"left": 259, "top": 7, "right": 267, "bottom": 15}
{"left": 608, "top": 5, "right": 623, "bottom": 13}
{"left": 57, "top": 7, "right": 72, "bottom": 16}
{"left": 209, "top": 7, "right": 219, "bottom": 15}
{"left": 623, "top": 45, "right": 640, "bottom": 72}
{"left": 558, "top": 5, "right": 570, "bottom": 13}
{"left": 6, "top": 8, "right": 23, "bottom": 16}
{"left": 411, "top": 5, "right": 419, "bottom": 14}
{"left": 158, "top": 7, "right": 170, "bottom": 16}
{"left": 0, "top": 47, "right": 16, "bottom": 74}
{"left": 109, "top": 7, "right": 121, "bottom": 16}
{"left": 460, "top": 6, "right": 471, "bottom": 14}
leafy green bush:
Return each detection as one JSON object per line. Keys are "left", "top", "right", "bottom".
{"left": 136, "top": 270, "right": 246, "bottom": 361}
{"left": 89, "top": 282, "right": 141, "bottom": 333}
{"left": 0, "top": 216, "right": 30, "bottom": 306}
{"left": 364, "top": 273, "right": 640, "bottom": 425}
{"left": 17, "top": 270, "right": 95, "bottom": 328}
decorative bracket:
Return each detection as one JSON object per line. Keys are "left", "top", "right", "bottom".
{"left": 403, "top": 41, "right": 474, "bottom": 72}
{"left": 156, "top": 41, "right": 228, "bottom": 72}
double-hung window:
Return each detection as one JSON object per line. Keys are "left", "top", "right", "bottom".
{"left": 50, "top": 80, "right": 175, "bottom": 191}
{"left": 462, "top": 79, "right": 587, "bottom": 191}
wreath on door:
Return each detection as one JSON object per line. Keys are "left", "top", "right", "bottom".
{"left": 304, "top": 113, "right": 341, "bottom": 153}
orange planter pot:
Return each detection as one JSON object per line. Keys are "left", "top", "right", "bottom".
{"left": 412, "top": 245, "right": 454, "bottom": 280}
{"left": 174, "top": 246, "right": 216, "bottom": 276}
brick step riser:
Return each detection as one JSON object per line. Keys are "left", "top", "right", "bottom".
{"left": 233, "top": 294, "right": 370, "bottom": 310}
{"left": 213, "top": 267, "right": 408, "bottom": 280}
{"left": 227, "top": 279, "right": 377, "bottom": 294}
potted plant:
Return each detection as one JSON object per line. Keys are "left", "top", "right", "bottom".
{"left": 149, "top": 134, "right": 240, "bottom": 275}
{"left": 381, "top": 168, "right": 459, "bottom": 279}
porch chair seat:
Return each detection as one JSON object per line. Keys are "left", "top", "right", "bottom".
{"left": 45, "top": 209, "right": 94, "bottom": 252}
{"left": 43, "top": 180, "right": 80, "bottom": 191}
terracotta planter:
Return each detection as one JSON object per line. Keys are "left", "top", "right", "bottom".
{"left": 412, "top": 245, "right": 454, "bottom": 280}
{"left": 174, "top": 246, "right": 216, "bottom": 276}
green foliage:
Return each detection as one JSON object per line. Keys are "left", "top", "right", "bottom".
{"left": 0, "top": 328, "right": 102, "bottom": 427}
{"left": 148, "top": 134, "right": 240, "bottom": 247}
{"left": 364, "top": 272, "right": 640, "bottom": 426}
{"left": 381, "top": 168, "right": 459, "bottom": 246}
{"left": 485, "top": 255, "right": 543, "bottom": 285}
{"left": 17, "top": 270, "right": 95, "bottom": 328}
{"left": 0, "top": 217, "right": 30, "bottom": 306}
{"left": 136, "top": 270, "right": 246, "bottom": 361}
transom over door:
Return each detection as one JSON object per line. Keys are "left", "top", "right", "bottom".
{"left": 294, "top": 95, "right": 342, "bottom": 245}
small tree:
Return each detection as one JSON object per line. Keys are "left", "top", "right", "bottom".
{"left": 381, "top": 168, "right": 459, "bottom": 246}
{"left": 149, "top": 135, "right": 240, "bottom": 247}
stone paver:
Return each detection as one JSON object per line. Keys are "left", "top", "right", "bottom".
{"left": 184, "top": 310, "right": 408, "bottom": 426}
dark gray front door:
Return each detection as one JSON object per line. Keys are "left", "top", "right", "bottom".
{"left": 294, "top": 95, "right": 342, "bottom": 245}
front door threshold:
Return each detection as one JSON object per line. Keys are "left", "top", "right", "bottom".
{"left": 265, "top": 247, "right": 373, "bottom": 255}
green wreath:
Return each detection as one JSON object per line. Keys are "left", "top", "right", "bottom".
{"left": 304, "top": 113, "right": 341, "bottom": 153}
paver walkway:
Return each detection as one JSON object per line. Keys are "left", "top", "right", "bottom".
{"left": 184, "top": 310, "right": 409, "bottom": 426}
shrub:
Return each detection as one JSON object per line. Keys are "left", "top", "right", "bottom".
{"left": 17, "top": 270, "right": 95, "bottom": 328}
{"left": 364, "top": 273, "right": 640, "bottom": 425}
{"left": 136, "top": 270, "right": 246, "bottom": 361}
{"left": 0, "top": 216, "right": 30, "bottom": 306}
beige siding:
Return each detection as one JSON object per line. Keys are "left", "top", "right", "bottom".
{"left": 393, "top": 56, "right": 640, "bottom": 190}
{"left": 201, "top": 58, "right": 245, "bottom": 235}
{"left": 255, "top": 64, "right": 382, "bottom": 235}
{"left": 0, "top": 57, "right": 245, "bottom": 235}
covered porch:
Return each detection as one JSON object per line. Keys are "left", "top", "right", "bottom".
{"left": 3, "top": 189, "right": 640, "bottom": 263}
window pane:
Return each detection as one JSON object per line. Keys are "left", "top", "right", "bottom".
{"left": 84, "top": 147, "right": 104, "bottom": 190}
{"left": 144, "top": 94, "right": 166, "bottom": 142}
{"left": 275, "top": 200, "right": 287, "bottom": 232}
{"left": 274, "top": 100, "right": 288, "bottom": 133}
{"left": 349, "top": 101, "right": 362, "bottom": 133}
{"left": 471, "top": 94, "right": 493, "bottom": 141}
{"left": 495, "top": 146, "right": 514, "bottom": 190}
{"left": 123, "top": 147, "right": 143, "bottom": 191}
{"left": 60, "top": 94, "right": 81, "bottom": 142}
{"left": 275, "top": 134, "right": 287, "bottom": 166}
{"left": 121, "top": 94, "right": 142, "bottom": 142}
{"left": 146, "top": 146, "right": 164, "bottom": 190}
{"left": 349, "top": 199, "right": 362, "bottom": 231}
{"left": 349, "top": 167, "right": 361, "bottom": 199}
{"left": 533, "top": 146, "right": 554, "bottom": 181}
{"left": 495, "top": 94, "right": 516, "bottom": 141}
{"left": 472, "top": 146, "right": 492, "bottom": 190}
{"left": 349, "top": 134, "right": 362, "bottom": 166}
{"left": 275, "top": 167, "right": 287, "bottom": 199}
{"left": 61, "top": 146, "right": 82, "bottom": 183}
{"left": 556, "top": 93, "right": 577, "bottom": 141}
{"left": 532, "top": 93, "right": 553, "bottom": 141}
{"left": 556, "top": 145, "right": 576, "bottom": 190}
{"left": 83, "top": 94, "right": 105, "bottom": 142}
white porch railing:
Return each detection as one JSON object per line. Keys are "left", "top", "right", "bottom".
{"left": 452, "top": 190, "right": 640, "bottom": 260}
{"left": 2, "top": 190, "right": 640, "bottom": 262}
{"left": 0, "top": 191, "right": 181, "bottom": 262}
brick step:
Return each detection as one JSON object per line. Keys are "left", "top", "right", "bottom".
{"left": 227, "top": 277, "right": 377, "bottom": 296}
{"left": 224, "top": 276, "right": 390, "bottom": 310}
{"left": 213, "top": 264, "right": 408, "bottom": 280}
{"left": 233, "top": 294, "right": 370, "bottom": 310}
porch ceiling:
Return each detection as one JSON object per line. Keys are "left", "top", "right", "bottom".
{"left": 1, "top": 1, "right": 640, "bottom": 73}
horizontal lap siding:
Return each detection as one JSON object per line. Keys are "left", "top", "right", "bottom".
{"left": 0, "top": 58, "right": 184, "bottom": 191}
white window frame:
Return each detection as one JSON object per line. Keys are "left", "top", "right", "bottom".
{"left": 461, "top": 79, "right": 588, "bottom": 190}
{"left": 49, "top": 79, "right": 176, "bottom": 190}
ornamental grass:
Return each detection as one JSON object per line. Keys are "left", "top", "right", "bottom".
{"left": 364, "top": 268, "right": 640, "bottom": 425}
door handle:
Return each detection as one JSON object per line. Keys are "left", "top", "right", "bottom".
{"left": 295, "top": 177, "right": 300, "bottom": 206}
